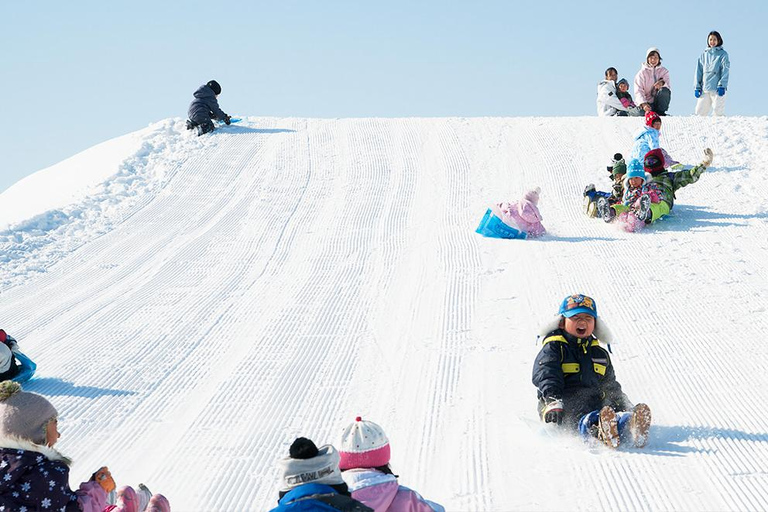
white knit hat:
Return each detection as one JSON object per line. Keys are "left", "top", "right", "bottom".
{"left": 338, "top": 416, "right": 391, "bottom": 470}
{"left": 277, "top": 438, "right": 345, "bottom": 492}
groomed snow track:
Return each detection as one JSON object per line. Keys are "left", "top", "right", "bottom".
{"left": 1, "top": 116, "right": 768, "bottom": 511}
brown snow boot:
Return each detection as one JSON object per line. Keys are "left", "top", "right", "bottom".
{"left": 598, "top": 406, "right": 620, "bottom": 449}
{"left": 629, "top": 403, "right": 652, "bottom": 448}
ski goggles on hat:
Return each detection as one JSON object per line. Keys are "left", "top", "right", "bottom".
{"left": 558, "top": 294, "right": 598, "bottom": 318}
{"left": 644, "top": 154, "right": 662, "bottom": 168}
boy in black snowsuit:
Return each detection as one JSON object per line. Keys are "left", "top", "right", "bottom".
{"left": 186, "top": 80, "right": 231, "bottom": 136}
{"left": 532, "top": 294, "right": 652, "bottom": 448}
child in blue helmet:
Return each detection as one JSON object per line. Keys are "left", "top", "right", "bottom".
{"left": 532, "top": 294, "right": 652, "bottom": 448}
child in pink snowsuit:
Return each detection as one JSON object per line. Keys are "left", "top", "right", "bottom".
{"left": 497, "top": 187, "right": 546, "bottom": 237}
{"left": 339, "top": 417, "right": 444, "bottom": 512}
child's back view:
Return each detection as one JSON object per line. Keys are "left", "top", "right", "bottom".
{"left": 186, "top": 80, "right": 230, "bottom": 136}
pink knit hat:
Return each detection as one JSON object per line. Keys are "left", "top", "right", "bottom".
{"left": 338, "top": 417, "right": 391, "bottom": 470}
{"left": 524, "top": 187, "right": 541, "bottom": 204}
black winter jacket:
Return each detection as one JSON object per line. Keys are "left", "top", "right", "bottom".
{"left": 188, "top": 84, "right": 228, "bottom": 124}
{"left": 532, "top": 329, "right": 631, "bottom": 426}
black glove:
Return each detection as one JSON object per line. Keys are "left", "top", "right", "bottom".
{"left": 542, "top": 397, "right": 564, "bottom": 425}
{"left": 224, "top": 115, "right": 231, "bottom": 126}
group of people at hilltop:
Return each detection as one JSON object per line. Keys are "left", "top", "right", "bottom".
{"left": 597, "top": 30, "right": 730, "bottom": 117}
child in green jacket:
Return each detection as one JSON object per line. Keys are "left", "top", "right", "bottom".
{"left": 639, "top": 147, "right": 714, "bottom": 223}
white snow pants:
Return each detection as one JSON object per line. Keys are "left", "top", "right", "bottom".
{"left": 695, "top": 90, "right": 726, "bottom": 116}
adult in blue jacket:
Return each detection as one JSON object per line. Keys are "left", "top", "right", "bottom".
{"left": 694, "top": 31, "right": 730, "bottom": 116}
{"left": 186, "top": 80, "right": 231, "bottom": 136}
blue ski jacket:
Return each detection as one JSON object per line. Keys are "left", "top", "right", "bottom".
{"left": 695, "top": 46, "right": 730, "bottom": 92}
{"left": 270, "top": 483, "right": 373, "bottom": 512}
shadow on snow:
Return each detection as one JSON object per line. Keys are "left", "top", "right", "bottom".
{"left": 24, "top": 377, "right": 137, "bottom": 398}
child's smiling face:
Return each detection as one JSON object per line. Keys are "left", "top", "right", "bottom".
{"left": 629, "top": 177, "right": 644, "bottom": 188}
{"left": 561, "top": 313, "right": 596, "bottom": 338}
{"left": 618, "top": 82, "right": 629, "bottom": 93}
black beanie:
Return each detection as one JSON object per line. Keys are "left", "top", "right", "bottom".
{"left": 289, "top": 437, "right": 319, "bottom": 459}
{"left": 207, "top": 80, "right": 222, "bottom": 95}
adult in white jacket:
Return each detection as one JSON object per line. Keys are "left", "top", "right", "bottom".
{"left": 597, "top": 67, "right": 628, "bottom": 116}
{"left": 634, "top": 47, "right": 671, "bottom": 115}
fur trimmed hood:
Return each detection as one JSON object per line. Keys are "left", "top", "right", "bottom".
{"left": 0, "top": 435, "right": 72, "bottom": 465}
{"left": 537, "top": 315, "right": 614, "bottom": 346}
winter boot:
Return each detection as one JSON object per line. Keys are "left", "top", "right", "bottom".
{"left": 196, "top": 119, "right": 215, "bottom": 136}
{"left": 597, "top": 197, "right": 615, "bottom": 223}
{"left": 185, "top": 119, "right": 196, "bottom": 130}
{"left": 629, "top": 403, "right": 652, "bottom": 448}
{"left": 635, "top": 195, "right": 652, "bottom": 223}
{"left": 583, "top": 184, "right": 597, "bottom": 217}
{"left": 597, "top": 406, "right": 620, "bottom": 448}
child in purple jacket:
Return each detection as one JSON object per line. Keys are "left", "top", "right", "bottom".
{"left": 339, "top": 417, "right": 444, "bottom": 512}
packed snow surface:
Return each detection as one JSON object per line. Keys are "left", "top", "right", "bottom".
{"left": 1, "top": 116, "right": 768, "bottom": 511}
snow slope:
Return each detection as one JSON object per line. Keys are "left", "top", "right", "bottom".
{"left": 1, "top": 115, "right": 768, "bottom": 511}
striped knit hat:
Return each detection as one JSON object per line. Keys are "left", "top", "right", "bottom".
{"left": 338, "top": 417, "right": 391, "bottom": 470}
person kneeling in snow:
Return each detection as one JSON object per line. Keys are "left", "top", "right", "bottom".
{"left": 639, "top": 147, "right": 714, "bottom": 223}
{"left": 271, "top": 437, "right": 373, "bottom": 511}
{"left": 532, "top": 294, "right": 652, "bottom": 449}
{"left": 338, "top": 417, "right": 444, "bottom": 512}
{"left": 186, "top": 80, "right": 231, "bottom": 136}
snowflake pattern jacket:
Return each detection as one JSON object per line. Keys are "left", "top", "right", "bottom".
{"left": 0, "top": 438, "right": 106, "bottom": 512}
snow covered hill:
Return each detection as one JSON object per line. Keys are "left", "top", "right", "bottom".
{"left": 1, "top": 116, "right": 768, "bottom": 511}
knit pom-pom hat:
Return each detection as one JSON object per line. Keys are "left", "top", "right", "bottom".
{"left": 523, "top": 187, "right": 541, "bottom": 205}
{"left": 0, "top": 381, "right": 58, "bottom": 445}
{"left": 277, "top": 437, "right": 345, "bottom": 492}
{"left": 338, "top": 417, "right": 391, "bottom": 470}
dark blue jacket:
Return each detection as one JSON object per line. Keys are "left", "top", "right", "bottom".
{"left": 532, "top": 329, "right": 631, "bottom": 426}
{"left": 187, "top": 84, "right": 228, "bottom": 124}
{"left": 270, "top": 483, "right": 373, "bottom": 512}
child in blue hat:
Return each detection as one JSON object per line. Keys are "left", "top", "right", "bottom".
{"left": 532, "top": 294, "right": 652, "bottom": 448}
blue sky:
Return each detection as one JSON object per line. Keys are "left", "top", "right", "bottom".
{"left": 2, "top": 0, "right": 765, "bottom": 193}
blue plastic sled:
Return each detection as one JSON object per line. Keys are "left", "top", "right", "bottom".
{"left": 475, "top": 208, "right": 527, "bottom": 239}
{"left": 12, "top": 351, "right": 36, "bottom": 383}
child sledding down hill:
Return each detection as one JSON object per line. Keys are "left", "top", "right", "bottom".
{"left": 0, "top": 329, "right": 37, "bottom": 383}
{"left": 476, "top": 188, "right": 546, "bottom": 239}
{"left": 0, "top": 381, "right": 170, "bottom": 512}
{"left": 532, "top": 294, "right": 652, "bottom": 448}
{"left": 596, "top": 159, "right": 658, "bottom": 231}
{"left": 629, "top": 111, "right": 678, "bottom": 167}
{"left": 598, "top": 147, "right": 714, "bottom": 225}
{"left": 583, "top": 154, "right": 626, "bottom": 218}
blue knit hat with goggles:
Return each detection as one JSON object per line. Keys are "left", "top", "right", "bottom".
{"left": 558, "top": 294, "right": 598, "bottom": 318}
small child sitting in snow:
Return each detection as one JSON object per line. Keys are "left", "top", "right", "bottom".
{"left": 532, "top": 294, "right": 652, "bottom": 449}
{"left": 338, "top": 417, "right": 444, "bottom": 512}
{"left": 496, "top": 187, "right": 546, "bottom": 237}
{"left": 615, "top": 79, "right": 644, "bottom": 116}
{"left": 0, "top": 381, "right": 170, "bottom": 511}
